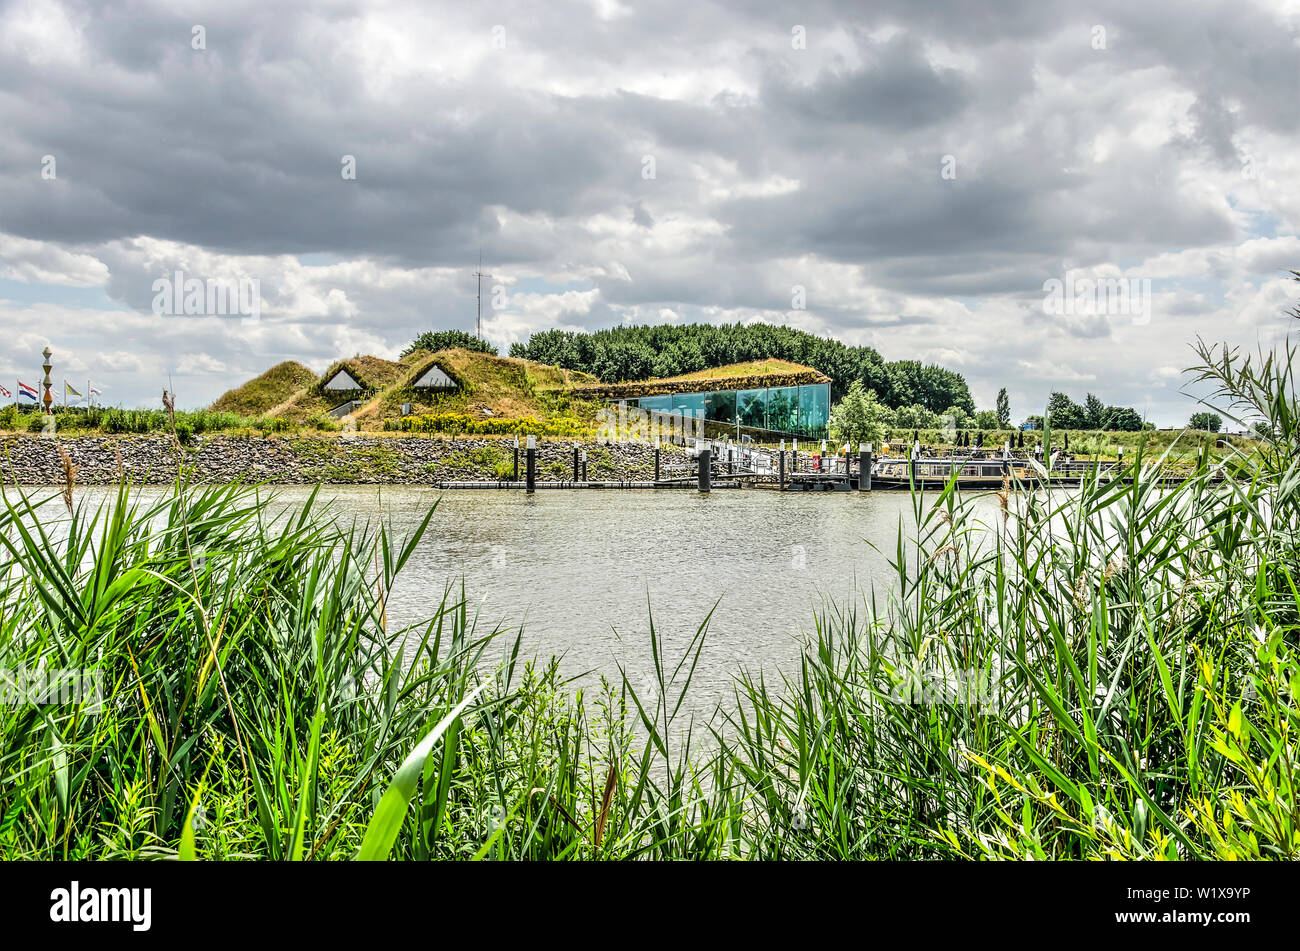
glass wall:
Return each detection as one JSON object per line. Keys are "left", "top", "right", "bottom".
{"left": 706, "top": 390, "right": 736, "bottom": 425}
{"left": 628, "top": 382, "right": 830, "bottom": 437}
{"left": 736, "top": 388, "right": 766, "bottom": 429}
{"left": 766, "top": 386, "right": 799, "bottom": 433}
{"left": 798, "top": 384, "right": 829, "bottom": 435}
{"left": 670, "top": 392, "right": 706, "bottom": 419}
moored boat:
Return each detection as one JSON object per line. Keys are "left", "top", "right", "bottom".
{"left": 869, "top": 456, "right": 1035, "bottom": 490}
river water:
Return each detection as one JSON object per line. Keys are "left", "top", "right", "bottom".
{"left": 311, "top": 486, "right": 1006, "bottom": 718}
{"left": 26, "top": 484, "right": 1007, "bottom": 722}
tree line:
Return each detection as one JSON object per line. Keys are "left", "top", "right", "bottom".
{"left": 506, "top": 323, "right": 975, "bottom": 412}
{"left": 404, "top": 324, "right": 1157, "bottom": 434}
{"left": 1041, "top": 392, "right": 1145, "bottom": 432}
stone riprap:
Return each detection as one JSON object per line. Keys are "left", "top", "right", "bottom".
{"left": 0, "top": 434, "right": 690, "bottom": 485}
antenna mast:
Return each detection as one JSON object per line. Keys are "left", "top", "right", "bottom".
{"left": 473, "top": 249, "right": 485, "bottom": 340}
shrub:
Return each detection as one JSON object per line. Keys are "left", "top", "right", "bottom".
{"left": 384, "top": 412, "right": 585, "bottom": 437}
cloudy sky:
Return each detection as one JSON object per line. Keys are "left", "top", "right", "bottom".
{"left": 1, "top": 0, "right": 1297, "bottom": 423}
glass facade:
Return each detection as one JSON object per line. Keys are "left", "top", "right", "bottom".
{"left": 629, "top": 382, "right": 830, "bottom": 437}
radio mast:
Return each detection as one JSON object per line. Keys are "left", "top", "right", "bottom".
{"left": 473, "top": 249, "right": 485, "bottom": 340}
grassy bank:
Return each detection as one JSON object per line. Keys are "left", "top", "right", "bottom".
{"left": 874, "top": 425, "right": 1254, "bottom": 463}
{"left": 0, "top": 404, "right": 311, "bottom": 440}
{"left": 1, "top": 338, "right": 1296, "bottom": 860}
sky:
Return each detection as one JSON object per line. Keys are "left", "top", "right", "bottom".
{"left": 1, "top": 0, "right": 1298, "bottom": 424}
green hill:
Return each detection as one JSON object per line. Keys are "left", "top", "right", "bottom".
{"left": 268, "top": 353, "right": 420, "bottom": 423}
{"left": 209, "top": 361, "right": 317, "bottom": 416}
{"left": 358, "top": 348, "right": 602, "bottom": 427}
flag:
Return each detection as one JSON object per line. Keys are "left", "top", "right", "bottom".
{"left": 89, "top": 383, "right": 101, "bottom": 396}
{"left": 0, "top": 384, "right": 9, "bottom": 398}
{"left": 65, "top": 381, "right": 83, "bottom": 399}
{"left": 17, "top": 381, "right": 38, "bottom": 402}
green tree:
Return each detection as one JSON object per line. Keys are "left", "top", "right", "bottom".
{"left": 1189, "top": 411, "right": 1222, "bottom": 432}
{"left": 828, "top": 381, "right": 890, "bottom": 447}
{"left": 919, "top": 366, "right": 975, "bottom": 414}
{"left": 974, "top": 409, "right": 999, "bottom": 429}
{"left": 940, "top": 405, "right": 973, "bottom": 429}
{"left": 1047, "top": 392, "right": 1087, "bottom": 430}
{"left": 1083, "top": 393, "right": 1106, "bottom": 430}
{"left": 893, "top": 403, "right": 940, "bottom": 430}
{"left": 1101, "top": 406, "right": 1144, "bottom": 432}
{"left": 403, "top": 329, "right": 497, "bottom": 357}
{"left": 995, "top": 388, "right": 1010, "bottom": 429}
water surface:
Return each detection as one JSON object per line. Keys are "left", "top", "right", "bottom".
{"left": 35, "top": 484, "right": 1007, "bottom": 721}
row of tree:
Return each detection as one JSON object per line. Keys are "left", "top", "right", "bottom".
{"left": 405, "top": 325, "right": 1166, "bottom": 437}
{"left": 506, "top": 323, "right": 975, "bottom": 412}
{"left": 1044, "top": 392, "right": 1145, "bottom": 432}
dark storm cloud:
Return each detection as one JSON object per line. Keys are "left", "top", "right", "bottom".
{"left": 758, "top": 34, "right": 971, "bottom": 129}
{"left": 0, "top": 0, "right": 1278, "bottom": 265}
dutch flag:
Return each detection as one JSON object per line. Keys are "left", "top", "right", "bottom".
{"left": 17, "top": 381, "right": 38, "bottom": 402}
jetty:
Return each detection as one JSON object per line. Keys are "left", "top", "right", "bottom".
{"left": 434, "top": 437, "right": 1219, "bottom": 493}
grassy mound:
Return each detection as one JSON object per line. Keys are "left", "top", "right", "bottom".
{"left": 209, "top": 361, "right": 317, "bottom": 416}
{"left": 357, "top": 348, "right": 602, "bottom": 429}
{"left": 567, "top": 359, "right": 830, "bottom": 400}
{"left": 269, "top": 353, "right": 421, "bottom": 423}
{"left": 655, "top": 358, "right": 828, "bottom": 383}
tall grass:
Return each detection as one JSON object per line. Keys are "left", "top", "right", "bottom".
{"left": 0, "top": 477, "right": 727, "bottom": 859}
{"left": 719, "top": 337, "right": 1298, "bottom": 859}
{"left": 0, "top": 336, "right": 1296, "bottom": 860}
{"left": 0, "top": 405, "right": 293, "bottom": 439}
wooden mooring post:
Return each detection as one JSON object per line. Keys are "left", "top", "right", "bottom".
{"left": 698, "top": 447, "right": 711, "bottom": 493}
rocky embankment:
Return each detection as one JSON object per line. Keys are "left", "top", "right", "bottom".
{"left": 0, "top": 434, "right": 687, "bottom": 485}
